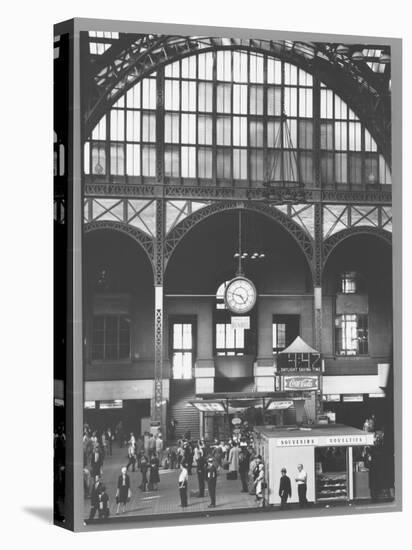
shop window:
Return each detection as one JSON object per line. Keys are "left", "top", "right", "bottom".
{"left": 215, "top": 323, "right": 245, "bottom": 356}
{"left": 335, "top": 314, "right": 368, "bottom": 356}
{"left": 170, "top": 319, "right": 196, "bottom": 379}
{"left": 92, "top": 315, "right": 131, "bottom": 361}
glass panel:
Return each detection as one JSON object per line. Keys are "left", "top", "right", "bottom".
{"left": 335, "top": 121, "right": 348, "bottom": 151}
{"left": 249, "top": 119, "right": 264, "bottom": 147}
{"left": 348, "top": 122, "right": 362, "bottom": 151}
{"left": 249, "top": 54, "right": 264, "bottom": 83}
{"left": 379, "top": 155, "right": 392, "bottom": 185}
{"left": 320, "top": 89, "right": 334, "bottom": 118}
{"left": 267, "top": 58, "right": 282, "bottom": 84}
{"left": 216, "top": 148, "right": 231, "bottom": 179}
{"left": 249, "top": 85, "right": 264, "bottom": 115}
{"left": 267, "top": 150, "right": 282, "bottom": 181}
{"left": 320, "top": 152, "right": 334, "bottom": 184}
{"left": 181, "top": 113, "right": 196, "bottom": 144}
{"left": 334, "top": 94, "right": 347, "bottom": 120}
{"left": 267, "top": 120, "right": 281, "bottom": 148}
{"left": 299, "top": 120, "right": 313, "bottom": 149}
{"left": 142, "top": 113, "right": 156, "bottom": 141}
{"left": 216, "top": 324, "right": 225, "bottom": 349}
{"left": 233, "top": 84, "right": 247, "bottom": 114}
{"left": 165, "top": 60, "right": 180, "bottom": 78}
{"left": 250, "top": 150, "right": 264, "bottom": 181}
{"left": 110, "top": 110, "right": 124, "bottom": 141}
{"left": 181, "top": 146, "right": 196, "bottom": 178}
{"left": 233, "top": 116, "right": 247, "bottom": 147}
{"left": 335, "top": 153, "right": 347, "bottom": 183}
{"left": 283, "top": 151, "right": 299, "bottom": 182}
{"left": 233, "top": 51, "right": 248, "bottom": 82}
{"left": 198, "top": 147, "right": 212, "bottom": 178}
{"left": 216, "top": 50, "right": 232, "bottom": 81}
{"left": 84, "top": 142, "right": 90, "bottom": 174}
{"left": 91, "top": 116, "right": 106, "bottom": 140}
{"left": 233, "top": 149, "right": 247, "bottom": 179}
{"left": 283, "top": 119, "right": 297, "bottom": 148}
{"left": 236, "top": 328, "right": 244, "bottom": 349}
{"left": 300, "top": 153, "right": 313, "bottom": 184}
{"left": 284, "top": 86, "right": 297, "bottom": 117}
{"left": 181, "top": 56, "right": 197, "bottom": 78}
{"left": 142, "top": 78, "right": 156, "bottom": 110}
{"left": 91, "top": 143, "right": 106, "bottom": 175}
{"left": 165, "top": 80, "right": 180, "bottom": 111}
{"left": 142, "top": 145, "right": 156, "bottom": 176}
{"left": 181, "top": 81, "right": 197, "bottom": 111}
{"left": 164, "top": 146, "right": 180, "bottom": 177}
{"left": 284, "top": 63, "right": 298, "bottom": 85}
{"left": 126, "top": 144, "right": 141, "bottom": 176}
{"left": 110, "top": 144, "right": 125, "bottom": 175}
{"left": 182, "top": 323, "right": 192, "bottom": 349}
{"left": 226, "top": 324, "right": 235, "bottom": 348}
{"left": 198, "top": 82, "right": 213, "bottom": 112}
{"left": 173, "top": 324, "right": 182, "bottom": 349}
{"left": 126, "top": 110, "right": 140, "bottom": 142}
{"left": 267, "top": 87, "right": 282, "bottom": 116}
{"left": 198, "top": 115, "right": 213, "bottom": 145}
{"left": 198, "top": 51, "right": 214, "bottom": 80}
{"left": 217, "top": 83, "right": 231, "bottom": 113}
{"left": 320, "top": 122, "right": 334, "bottom": 150}
{"left": 299, "top": 88, "right": 313, "bottom": 117}
{"left": 365, "top": 153, "right": 379, "bottom": 184}
{"left": 349, "top": 153, "right": 362, "bottom": 184}
{"left": 216, "top": 116, "right": 231, "bottom": 145}
{"left": 299, "top": 69, "right": 313, "bottom": 87}
{"left": 364, "top": 128, "right": 378, "bottom": 152}
{"left": 164, "top": 113, "right": 180, "bottom": 143}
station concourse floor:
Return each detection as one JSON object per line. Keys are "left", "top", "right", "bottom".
{"left": 84, "top": 445, "right": 259, "bottom": 519}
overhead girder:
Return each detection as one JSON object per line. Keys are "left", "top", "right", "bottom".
{"left": 82, "top": 34, "right": 391, "bottom": 160}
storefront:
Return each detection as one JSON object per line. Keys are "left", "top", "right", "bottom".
{"left": 254, "top": 424, "right": 374, "bottom": 506}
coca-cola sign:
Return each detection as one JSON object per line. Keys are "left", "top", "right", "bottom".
{"left": 283, "top": 375, "right": 319, "bottom": 391}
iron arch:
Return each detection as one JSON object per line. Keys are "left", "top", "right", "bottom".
{"left": 164, "top": 200, "right": 315, "bottom": 282}
{"left": 84, "top": 220, "right": 156, "bottom": 280}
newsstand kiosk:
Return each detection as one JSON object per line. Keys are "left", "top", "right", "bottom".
{"left": 254, "top": 424, "right": 375, "bottom": 506}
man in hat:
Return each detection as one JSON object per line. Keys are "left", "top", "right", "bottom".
{"left": 279, "top": 468, "right": 292, "bottom": 510}
{"left": 206, "top": 457, "right": 218, "bottom": 507}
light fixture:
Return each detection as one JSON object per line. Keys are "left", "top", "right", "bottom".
{"left": 351, "top": 51, "right": 364, "bottom": 61}
{"left": 379, "top": 52, "right": 390, "bottom": 64}
{"left": 336, "top": 44, "right": 349, "bottom": 55}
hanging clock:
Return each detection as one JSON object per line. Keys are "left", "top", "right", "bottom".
{"left": 224, "top": 276, "right": 257, "bottom": 314}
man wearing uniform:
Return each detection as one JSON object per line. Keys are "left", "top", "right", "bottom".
{"left": 206, "top": 457, "right": 218, "bottom": 507}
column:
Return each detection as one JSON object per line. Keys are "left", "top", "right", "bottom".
{"left": 313, "top": 203, "right": 323, "bottom": 420}
{"left": 195, "top": 302, "right": 215, "bottom": 394}
{"left": 255, "top": 299, "right": 276, "bottom": 391}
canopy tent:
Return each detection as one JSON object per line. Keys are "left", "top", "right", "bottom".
{"left": 279, "top": 336, "right": 319, "bottom": 355}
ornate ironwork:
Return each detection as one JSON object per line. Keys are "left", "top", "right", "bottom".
{"left": 153, "top": 306, "right": 163, "bottom": 425}
{"left": 164, "top": 200, "right": 315, "bottom": 280}
{"left": 321, "top": 189, "right": 392, "bottom": 205}
{"left": 84, "top": 181, "right": 156, "bottom": 197}
{"left": 323, "top": 226, "right": 392, "bottom": 267}
{"left": 84, "top": 220, "right": 155, "bottom": 272}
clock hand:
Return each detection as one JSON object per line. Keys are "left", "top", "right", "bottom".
{"left": 233, "top": 292, "right": 246, "bottom": 303}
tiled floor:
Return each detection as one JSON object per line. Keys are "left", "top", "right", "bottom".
{"left": 84, "top": 446, "right": 260, "bottom": 520}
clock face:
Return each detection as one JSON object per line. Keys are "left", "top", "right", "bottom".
{"left": 224, "top": 277, "right": 257, "bottom": 314}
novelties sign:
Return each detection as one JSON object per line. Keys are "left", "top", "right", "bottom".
{"left": 283, "top": 375, "right": 319, "bottom": 391}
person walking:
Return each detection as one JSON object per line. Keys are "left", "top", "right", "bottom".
{"left": 148, "top": 433, "right": 156, "bottom": 457}
{"left": 206, "top": 457, "right": 218, "bottom": 508}
{"left": 156, "top": 434, "right": 164, "bottom": 464}
{"left": 184, "top": 441, "right": 193, "bottom": 475}
{"left": 89, "top": 475, "right": 104, "bottom": 519}
{"left": 90, "top": 444, "right": 103, "bottom": 478}
{"left": 238, "top": 446, "right": 250, "bottom": 493}
{"left": 178, "top": 462, "right": 189, "bottom": 507}
{"left": 139, "top": 453, "right": 149, "bottom": 492}
{"left": 106, "top": 428, "right": 113, "bottom": 456}
{"left": 196, "top": 452, "right": 207, "bottom": 497}
{"left": 97, "top": 484, "right": 110, "bottom": 519}
{"left": 116, "top": 466, "right": 131, "bottom": 514}
{"left": 279, "top": 468, "right": 292, "bottom": 510}
{"left": 126, "top": 440, "right": 137, "bottom": 472}
{"left": 148, "top": 453, "right": 160, "bottom": 490}
{"left": 228, "top": 442, "right": 240, "bottom": 480}
{"left": 295, "top": 464, "right": 308, "bottom": 508}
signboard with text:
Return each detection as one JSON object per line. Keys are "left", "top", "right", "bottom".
{"left": 283, "top": 375, "right": 319, "bottom": 391}
{"left": 231, "top": 316, "right": 250, "bottom": 330}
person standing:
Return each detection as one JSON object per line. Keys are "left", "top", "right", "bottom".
{"left": 148, "top": 433, "right": 156, "bottom": 457}
{"left": 97, "top": 484, "right": 110, "bottom": 519}
{"left": 126, "top": 440, "right": 137, "bottom": 472}
{"left": 228, "top": 442, "right": 240, "bottom": 480}
{"left": 238, "top": 446, "right": 250, "bottom": 493}
{"left": 279, "top": 468, "right": 292, "bottom": 510}
{"left": 143, "top": 431, "right": 150, "bottom": 457}
{"left": 106, "top": 428, "right": 113, "bottom": 456}
{"left": 148, "top": 453, "right": 160, "bottom": 490}
{"left": 196, "top": 452, "right": 207, "bottom": 497}
{"left": 178, "top": 462, "right": 189, "bottom": 507}
{"left": 295, "top": 464, "right": 308, "bottom": 508}
{"left": 90, "top": 444, "right": 103, "bottom": 478}
{"left": 116, "top": 466, "right": 131, "bottom": 514}
{"left": 254, "top": 463, "right": 265, "bottom": 507}
{"left": 156, "top": 434, "right": 164, "bottom": 464}
{"left": 206, "top": 457, "right": 218, "bottom": 508}
{"left": 139, "top": 453, "right": 149, "bottom": 492}
{"left": 184, "top": 441, "right": 193, "bottom": 475}
{"left": 89, "top": 475, "right": 103, "bottom": 519}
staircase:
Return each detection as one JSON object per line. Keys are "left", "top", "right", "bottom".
{"left": 169, "top": 379, "right": 200, "bottom": 441}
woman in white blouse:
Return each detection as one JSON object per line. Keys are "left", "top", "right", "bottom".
{"left": 178, "top": 462, "right": 189, "bottom": 507}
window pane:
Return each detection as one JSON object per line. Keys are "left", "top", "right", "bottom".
{"left": 181, "top": 81, "right": 197, "bottom": 111}
{"left": 181, "top": 146, "right": 196, "bottom": 178}
{"left": 364, "top": 128, "right": 378, "bottom": 152}
{"left": 181, "top": 113, "right": 196, "bottom": 144}
{"left": 300, "top": 153, "right": 313, "bottom": 184}
{"left": 142, "top": 78, "right": 156, "bottom": 109}
{"left": 216, "top": 324, "right": 225, "bottom": 349}
{"left": 335, "top": 121, "right": 348, "bottom": 151}
{"left": 267, "top": 58, "right": 282, "bottom": 84}
{"left": 249, "top": 85, "right": 264, "bottom": 115}
{"left": 198, "top": 52, "right": 214, "bottom": 80}
{"left": 126, "top": 144, "right": 141, "bottom": 175}
{"left": 182, "top": 324, "right": 192, "bottom": 349}
{"left": 217, "top": 50, "right": 232, "bottom": 81}
{"left": 335, "top": 153, "right": 347, "bottom": 183}
{"left": 142, "top": 113, "right": 156, "bottom": 141}
{"left": 217, "top": 117, "right": 231, "bottom": 145}
{"left": 91, "top": 116, "right": 106, "bottom": 140}
{"left": 320, "top": 152, "right": 334, "bottom": 184}
{"left": 110, "top": 110, "right": 124, "bottom": 141}
{"left": 233, "top": 84, "right": 247, "bottom": 114}
{"left": 198, "top": 115, "right": 213, "bottom": 145}
{"left": 165, "top": 80, "right": 180, "bottom": 110}
{"left": 110, "top": 144, "right": 125, "bottom": 175}
{"left": 334, "top": 94, "right": 347, "bottom": 120}
{"left": 84, "top": 142, "right": 90, "bottom": 174}
{"left": 233, "top": 116, "right": 247, "bottom": 147}
{"left": 250, "top": 150, "right": 264, "bottom": 181}
{"left": 216, "top": 148, "right": 231, "bottom": 179}
{"left": 217, "top": 84, "right": 231, "bottom": 113}
{"left": 233, "top": 51, "right": 248, "bottom": 82}
{"left": 181, "top": 56, "right": 196, "bottom": 78}
{"left": 249, "top": 54, "right": 264, "bottom": 83}
{"left": 299, "top": 88, "right": 313, "bottom": 117}
{"left": 365, "top": 153, "right": 379, "bottom": 184}
{"left": 142, "top": 145, "right": 156, "bottom": 176}
{"left": 91, "top": 143, "right": 106, "bottom": 175}
{"left": 283, "top": 119, "right": 297, "bottom": 148}
{"left": 165, "top": 60, "right": 180, "bottom": 78}
{"left": 165, "top": 113, "right": 180, "bottom": 143}
{"left": 299, "top": 120, "right": 313, "bottom": 149}
{"left": 349, "top": 153, "right": 362, "bottom": 184}
{"left": 198, "top": 82, "right": 213, "bottom": 112}
{"left": 284, "top": 87, "right": 297, "bottom": 116}
{"left": 198, "top": 147, "right": 212, "bottom": 178}
{"left": 348, "top": 122, "right": 362, "bottom": 151}
{"left": 233, "top": 149, "right": 247, "bottom": 179}
{"left": 126, "top": 111, "right": 140, "bottom": 142}
{"left": 249, "top": 119, "right": 264, "bottom": 147}
{"left": 126, "top": 84, "right": 141, "bottom": 109}
{"left": 267, "top": 87, "right": 282, "bottom": 116}
{"left": 164, "top": 146, "right": 180, "bottom": 177}
{"left": 267, "top": 120, "right": 281, "bottom": 148}
{"left": 321, "top": 89, "right": 334, "bottom": 118}
{"left": 320, "top": 122, "right": 333, "bottom": 150}
{"left": 284, "top": 63, "right": 298, "bottom": 85}
{"left": 173, "top": 324, "right": 182, "bottom": 349}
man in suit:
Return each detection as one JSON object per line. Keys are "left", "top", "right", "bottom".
{"left": 238, "top": 445, "right": 250, "bottom": 493}
{"left": 89, "top": 475, "right": 104, "bottom": 519}
{"left": 196, "top": 452, "right": 207, "bottom": 497}
{"left": 206, "top": 457, "right": 218, "bottom": 507}
{"left": 279, "top": 468, "right": 292, "bottom": 509}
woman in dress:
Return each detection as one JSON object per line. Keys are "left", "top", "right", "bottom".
{"left": 116, "top": 466, "right": 131, "bottom": 514}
